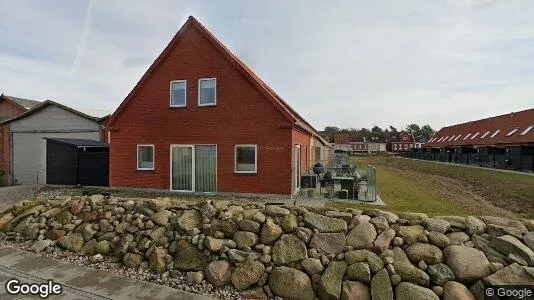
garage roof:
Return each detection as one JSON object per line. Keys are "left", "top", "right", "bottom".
{"left": 44, "top": 138, "right": 108, "bottom": 148}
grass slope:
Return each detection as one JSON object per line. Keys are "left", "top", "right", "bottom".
{"left": 329, "top": 156, "right": 534, "bottom": 218}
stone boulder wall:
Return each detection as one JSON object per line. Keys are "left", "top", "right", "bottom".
{"left": 1, "top": 196, "right": 534, "bottom": 300}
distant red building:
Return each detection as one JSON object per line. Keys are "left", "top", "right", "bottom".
{"left": 388, "top": 132, "right": 415, "bottom": 152}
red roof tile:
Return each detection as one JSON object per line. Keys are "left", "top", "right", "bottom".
{"left": 334, "top": 133, "right": 353, "bottom": 144}
{"left": 426, "top": 108, "right": 534, "bottom": 148}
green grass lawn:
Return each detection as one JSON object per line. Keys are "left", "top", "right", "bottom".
{"left": 328, "top": 155, "right": 534, "bottom": 218}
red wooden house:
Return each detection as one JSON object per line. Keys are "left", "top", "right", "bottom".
{"left": 387, "top": 131, "right": 415, "bottom": 152}
{"left": 106, "top": 16, "right": 332, "bottom": 196}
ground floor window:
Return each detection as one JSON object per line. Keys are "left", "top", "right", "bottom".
{"left": 235, "top": 145, "right": 257, "bottom": 173}
{"left": 137, "top": 145, "right": 154, "bottom": 170}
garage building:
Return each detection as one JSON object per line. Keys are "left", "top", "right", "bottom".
{"left": 0, "top": 100, "right": 106, "bottom": 185}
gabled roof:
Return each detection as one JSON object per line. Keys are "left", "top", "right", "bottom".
{"left": 0, "top": 94, "right": 41, "bottom": 110}
{"left": 426, "top": 108, "right": 534, "bottom": 148}
{"left": 107, "top": 16, "right": 330, "bottom": 147}
{"left": 334, "top": 133, "right": 353, "bottom": 144}
{"left": 0, "top": 100, "right": 100, "bottom": 125}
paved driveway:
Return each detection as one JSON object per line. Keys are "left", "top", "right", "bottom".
{"left": 0, "top": 185, "right": 40, "bottom": 211}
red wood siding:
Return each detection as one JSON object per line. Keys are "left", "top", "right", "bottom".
{"left": 110, "top": 26, "right": 295, "bottom": 195}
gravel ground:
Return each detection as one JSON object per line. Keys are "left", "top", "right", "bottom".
{"left": 0, "top": 233, "right": 243, "bottom": 300}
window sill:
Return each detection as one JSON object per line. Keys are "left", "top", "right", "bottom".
{"left": 136, "top": 169, "right": 155, "bottom": 173}
{"left": 169, "top": 106, "right": 186, "bottom": 109}
{"left": 234, "top": 172, "right": 257, "bottom": 176}
{"left": 198, "top": 103, "right": 216, "bottom": 107}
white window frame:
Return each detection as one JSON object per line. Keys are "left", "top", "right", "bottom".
{"left": 234, "top": 144, "right": 258, "bottom": 174}
{"left": 198, "top": 78, "right": 217, "bottom": 107}
{"left": 520, "top": 125, "right": 533, "bottom": 136}
{"left": 490, "top": 130, "right": 500, "bottom": 138}
{"left": 170, "top": 80, "right": 187, "bottom": 108}
{"left": 137, "top": 144, "right": 155, "bottom": 171}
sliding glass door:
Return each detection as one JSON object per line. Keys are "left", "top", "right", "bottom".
{"left": 171, "top": 145, "right": 216, "bottom": 192}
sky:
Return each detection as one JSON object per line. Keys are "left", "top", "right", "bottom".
{"left": 0, "top": 0, "right": 533, "bottom": 130}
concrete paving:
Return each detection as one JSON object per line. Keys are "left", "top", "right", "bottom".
{"left": 0, "top": 245, "right": 214, "bottom": 300}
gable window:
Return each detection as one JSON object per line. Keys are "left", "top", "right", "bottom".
{"left": 235, "top": 145, "right": 257, "bottom": 173}
{"left": 137, "top": 145, "right": 155, "bottom": 170}
{"left": 199, "top": 78, "right": 216, "bottom": 106}
{"left": 170, "top": 80, "right": 187, "bottom": 107}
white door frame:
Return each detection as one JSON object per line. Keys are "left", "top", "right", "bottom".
{"left": 294, "top": 145, "right": 301, "bottom": 194}
{"left": 169, "top": 144, "right": 217, "bottom": 193}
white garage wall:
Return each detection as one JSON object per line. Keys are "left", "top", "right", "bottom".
{"left": 11, "top": 105, "right": 101, "bottom": 185}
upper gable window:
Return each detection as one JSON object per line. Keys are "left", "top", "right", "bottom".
{"left": 199, "top": 78, "right": 216, "bottom": 106}
{"left": 170, "top": 80, "right": 187, "bottom": 107}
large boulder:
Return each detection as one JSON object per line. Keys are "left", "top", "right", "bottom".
{"left": 489, "top": 235, "right": 534, "bottom": 266}
{"left": 0, "top": 213, "right": 14, "bottom": 230}
{"left": 427, "top": 231, "right": 451, "bottom": 248}
{"left": 265, "top": 205, "right": 290, "bottom": 217}
{"left": 57, "top": 233, "right": 84, "bottom": 252}
{"left": 309, "top": 233, "right": 347, "bottom": 255}
{"left": 345, "top": 262, "right": 371, "bottom": 283}
{"left": 281, "top": 214, "right": 298, "bottom": 233}
{"left": 346, "top": 221, "right": 377, "bottom": 250}
{"left": 175, "top": 209, "right": 202, "bottom": 231}
{"left": 398, "top": 225, "right": 425, "bottom": 245}
{"left": 233, "top": 231, "right": 259, "bottom": 249}
{"left": 466, "top": 216, "right": 486, "bottom": 235}
{"left": 151, "top": 210, "right": 171, "bottom": 227}
{"left": 406, "top": 242, "right": 443, "bottom": 265}
{"left": 398, "top": 212, "right": 429, "bottom": 225}
{"left": 443, "top": 245, "right": 491, "bottom": 282}
{"left": 301, "top": 258, "right": 324, "bottom": 275}
{"left": 392, "top": 247, "right": 430, "bottom": 286}
{"left": 173, "top": 240, "right": 208, "bottom": 271}
{"left": 318, "top": 261, "right": 348, "bottom": 300}
{"left": 483, "top": 263, "right": 534, "bottom": 285}
{"left": 478, "top": 216, "right": 528, "bottom": 234}
{"left": 427, "top": 263, "right": 455, "bottom": 286}
{"left": 446, "top": 232, "right": 470, "bottom": 245}
{"left": 374, "top": 228, "right": 396, "bottom": 253}
{"left": 269, "top": 267, "right": 315, "bottom": 300}
{"left": 272, "top": 234, "right": 308, "bottom": 265}
{"left": 342, "top": 281, "right": 370, "bottom": 300}
{"left": 231, "top": 260, "right": 264, "bottom": 290}
{"left": 370, "top": 269, "right": 393, "bottom": 300}
{"left": 424, "top": 218, "right": 450, "bottom": 233}
{"left": 259, "top": 219, "right": 283, "bottom": 245}
{"left": 123, "top": 253, "right": 143, "bottom": 268}
{"left": 345, "top": 250, "right": 384, "bottom": 273}
{"left": 443, "top": 281, "right": 475, "bottom": 300}
{"left": 303, "top": 212, "right": 347, "bottom": 233}
{"left": 395, "top": 282, "right": 439, "bottom": 300}
{"left": 147, "top": 247, "right": 167, "bottom": 273}
{"left": 205, "top": 260, "right": 232, "bottom": 287}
